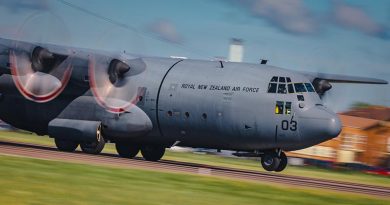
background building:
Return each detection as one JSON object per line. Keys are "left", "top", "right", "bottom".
{"left": 289, "top": 107, "right": 390, "bottom": 168}
{"left": 228, "top": 38, "right": 244, "bottom": 63}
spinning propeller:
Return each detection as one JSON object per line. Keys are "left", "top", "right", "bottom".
{"left": 89, "top": 55, "right": 146, "bottom": 113}
{"left": 10, "top": 45, "right": 73, "bottom": 102}
{"left": 88, "top": 24, "right": 147, "bottom": 113}
{"left": 9, "top": 12, "right": 74, "bottom": 103}
{"left": 7, "top": 11, "right": 148, "bottom": 113}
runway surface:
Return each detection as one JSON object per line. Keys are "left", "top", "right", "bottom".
{"left": 0, "top": 140, "right": 389, "bottom": 198}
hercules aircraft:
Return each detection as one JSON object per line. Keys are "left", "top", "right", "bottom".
{"left": 0, "top": 37, "right": 387, "bottom": 172}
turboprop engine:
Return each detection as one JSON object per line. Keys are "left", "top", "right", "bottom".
{"left": 48, "top": 96, "right": 153, "bottom": 142}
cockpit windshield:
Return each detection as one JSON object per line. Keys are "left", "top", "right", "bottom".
{"left": 277, "top": 84, "right": 287, "bottom": 94}
{"left": 279, "top": 77, "right": 286, "bottom": 83}
{"left": 294, "top": 83, "right": 307, "bottom": 93}
{"left": 288, "top": 84, "right": 294, "bottom": 93}
{"left": 267, "top": 76, "right": 316, "bottom": 94}
{"left": 305, "top": 83, "right": 315, "bottom": 92}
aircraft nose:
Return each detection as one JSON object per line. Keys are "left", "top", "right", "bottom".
{"left": 299, "top": 106, "right": 342, "bottom": 145}
{"left": 326, "top": 114, "right": 342, "bottom": 138}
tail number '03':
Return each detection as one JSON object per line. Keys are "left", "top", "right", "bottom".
{"left": 281, "top": 119, "right": 297, "bottom": 131}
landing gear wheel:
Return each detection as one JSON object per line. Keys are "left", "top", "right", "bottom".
{"left": 261, "top": 152, "right": 281, "bottom": 172}
{"left": 275, "top": 152, "right": 288, "bottom": 172}
{"left": 55, "top": 139, "right": 79, "bottom": 152}
{"left": 115, "top": 143, "right": 140, "bottom": 158}
{"left": 80, "top": 139, "right": 105, "bottom": 154}
{"left": 140, "top": 145, "right": 165, "bottom": 161}
{"left": 80, "top": 125, "right": 105, "bottom": 154}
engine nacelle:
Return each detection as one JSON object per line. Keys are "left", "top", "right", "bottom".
{"left": 102, "top": 106, "right": 153, "bottom": 139}
{"left": 53, "top": 96, "right": 153, "bottom": 140}
{"left": 48, "top": 119, "right": 101, "bottom": 143}
{"left": 312, "top": 78, "right": 332, "bottom": 96}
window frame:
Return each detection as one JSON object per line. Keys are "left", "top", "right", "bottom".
{"left": 268, "top": 77, "right": 294, "bottom": 95}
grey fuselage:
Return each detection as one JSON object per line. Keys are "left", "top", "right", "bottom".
{"left": 0, "top": 57, "right": 341, "bottom": 152}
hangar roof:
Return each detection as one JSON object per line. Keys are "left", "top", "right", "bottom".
{"left": 338, "top": 115, "right": 380, "bottom": 130}
{"left": 342, "top": 107, "right": 390, "bottom": 121}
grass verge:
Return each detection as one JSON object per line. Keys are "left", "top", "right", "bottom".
{"left": 0, "top": 155, "right": 388, "bottom": 205}
{"left": 0, "top": 130, "right": 389, "bottom": 188}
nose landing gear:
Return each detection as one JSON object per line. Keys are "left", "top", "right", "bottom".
{"left": 261, "top": 150, "right": 288, "bottom": 172}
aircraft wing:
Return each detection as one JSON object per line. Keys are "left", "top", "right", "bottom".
{"left": 0, "top": 37, "right": 147, "bottom": 111}
{"left": 300, "top": 72, "right": 388, "bottom": 84}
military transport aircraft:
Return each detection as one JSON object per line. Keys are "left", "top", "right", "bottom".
{"left": 0, "top": 37, "right": 387, "bottom": 172}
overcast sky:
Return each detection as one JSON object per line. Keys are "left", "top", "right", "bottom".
{"left": 0, "top": 0, "right": 389, "bottom": 111}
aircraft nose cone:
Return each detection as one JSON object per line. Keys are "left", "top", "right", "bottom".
{"left": 299, "top": 106, "right": 342, "bottom": 146}
{"left": 326, "top": 113, "right": 342, "bottom": 139}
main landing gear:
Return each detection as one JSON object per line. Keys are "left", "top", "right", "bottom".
{"left": 116, "top": 142, "right": 140, "bottom": 158}
{"left": 140, "top": 145, "right": 165, "bottom": 161}
{"left": 115, "top": 142, "right": 166, "bottom": 162}
{"left": 54, "top": 125, "right": 106, "bottom": 154}
{"left": 54, "top": 137, "right": 106, "bottom": 155}
{"left": 54, "top": 138, "right": 79, "bottom": 152}
{"left": 261, "top": 150, "right": 288, "bottom": 172}
{"left": 79, "top": 124, "right": 105, "bottom": 154}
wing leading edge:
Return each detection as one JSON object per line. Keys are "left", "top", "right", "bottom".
{"left": 301, "top": 72, "right": 388, "bottom": 84}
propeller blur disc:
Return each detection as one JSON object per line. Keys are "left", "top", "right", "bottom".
{"left": 89, "top": 55, "right": 144, "bottom": 113}
{"left": 9, "top": 11, "right": 73, "bottom": 103}
{"left": 10, "top": 49, "right": 73, "bottom": 103}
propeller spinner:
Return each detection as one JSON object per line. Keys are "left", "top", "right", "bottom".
{"left": 312, "top": 78, "right": 332, "bottom": 98}
{"left": 89, "top": 55, "right": 146, "bottom": 113}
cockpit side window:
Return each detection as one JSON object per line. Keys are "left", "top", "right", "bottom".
{"left": 305, "top": 83, "right": 315, "bottom": 92}
{"left": 277, "top": 84, "right": 287, "bottom": 94}
{"left": 286, "top": 77, "right": 292, "bottom": 83}
{"left": 275, "top": 101, "right": 284, "bottom": 114}
{"left": 279, "top": 77, "right": 286, "bottom": 83}
{"left": 275, "top": 101, "right": 292, "bottom": 115}
{"left": 294, "top": 83, "right": 307, "bottom": 93}
{"left": 285, "top": 102, "right": 292, "bottom": 115}
{"left": 268, "top": 83, "right": 277, "bottom": 93}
